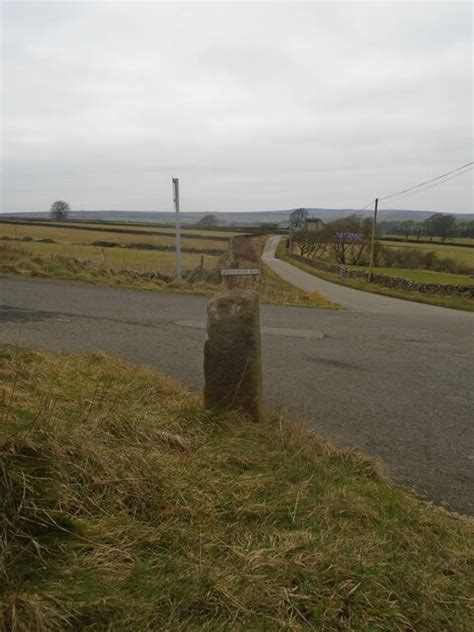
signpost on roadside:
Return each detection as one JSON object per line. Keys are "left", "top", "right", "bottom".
{"left": 220, "top": 268, "right": 261, "bottom": 277}
{"left": 172, "top": 177, "right": 182, "bottom": 279}
{"left": 220, "top": 268, "right": 261, "bottom": 289}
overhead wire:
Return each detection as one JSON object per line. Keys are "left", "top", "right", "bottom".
{"left": 378, "top": 161, "right": 473, "bottom": 202}
{"left": 356, "top": 199, "right": 376, "bottom": 212}
{"left": 382, "top": 166, "right": 473, "bottom": 204}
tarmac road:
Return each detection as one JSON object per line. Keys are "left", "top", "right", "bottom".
{"left": 0, "top": 265, "right": 473, "bottom": 515}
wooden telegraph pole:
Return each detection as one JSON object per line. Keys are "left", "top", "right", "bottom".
{"left": 367, "top": 197, "right": 379, "bottom": 282}
{"left": 172, "top": 177, "right": 182, "bottom": 279}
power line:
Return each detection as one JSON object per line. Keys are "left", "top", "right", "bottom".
{"left": 356, "top": 199, "right": 376, "bottom": 212}
{"left": 381, "top": 165, "right": 473, "bottom": 205}
{"left": 378, "top": 161, "right": 473, "bottom": 202}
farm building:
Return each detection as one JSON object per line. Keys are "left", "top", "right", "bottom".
{"left": 305, "top": 218, "right": 324, "bottom": 232}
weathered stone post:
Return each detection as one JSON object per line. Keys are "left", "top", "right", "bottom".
{"left": 204, "top": 290, "right": 262, "bottom": 421}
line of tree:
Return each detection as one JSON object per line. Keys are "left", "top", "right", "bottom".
{"left": 379, "top": 214, "right": 474, "bottom": 241}
{"left": 292, "top": 214, "right": 473, "bottom": 274}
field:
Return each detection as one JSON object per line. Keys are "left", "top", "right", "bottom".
{"left": 383, "top": 234, "right": 474, "bottom": 246}
{"left": 382, "top": 240, "right": 474, "bottom": 268}
{"left": 56, "top": 221, "right": 241, "bottom": 238}
{"left": 2, "top": 238, "right": 219, "bottom": 275}
{"left": 347, "top": 264, "right": 474, "bottom": 285}
{"left": 1, "top": 347, "right": 473, "bottom": 631}
{"left": 278, "top": 242, "right": 474, "bottom": 312}
{"left": 0, "top": 219, "right": 231, "bottom": 277}
{"left": 0, "top": 223, "right": 337, "bottom": 309}
{"left": 0, "top": 222, "right": 229, "bottom": 255}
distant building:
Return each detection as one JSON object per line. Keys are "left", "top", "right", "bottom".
{"left": 305, "top": 218, "right": 324, "bottom": 232}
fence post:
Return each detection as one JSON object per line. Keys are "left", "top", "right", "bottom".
{"left": 204, "top": 290, "right": 262, "bottom": 421}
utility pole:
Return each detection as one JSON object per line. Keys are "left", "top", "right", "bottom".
{"left": 172, "top": 177, "right": 181, "bottom": 279}
{"left": 288, "top": 211, "right": 294, "bottom": 255}
{"left": 367, "top": 197, "right": 378, "bottom": 282}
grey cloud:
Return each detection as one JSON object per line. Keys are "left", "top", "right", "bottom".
{"left": 1, "top": 1, "right": 472, "bottom": 213}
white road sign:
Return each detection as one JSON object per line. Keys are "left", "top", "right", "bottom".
{"left": 220, "top": 268, "right": 261, "bottom": 276}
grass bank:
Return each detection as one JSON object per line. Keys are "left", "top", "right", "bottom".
{"left": 0, "top": 240, "right": 337, "bottom": 310}
{"left": 1, "top": 348, "right": 473, "bottom": 631}
{"left": 277, "top": 242, "right": 474, "bottom": 312}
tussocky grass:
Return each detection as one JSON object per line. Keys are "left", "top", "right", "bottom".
{"left": 0, "top": 240, "right": 337, "bottom": 309}
{"left": 1, "top": 347, "right": 473, "bottom": 631}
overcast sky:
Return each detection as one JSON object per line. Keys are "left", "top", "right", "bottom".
{"left": 1, "top": 1, "right": 472, "bottom": 213}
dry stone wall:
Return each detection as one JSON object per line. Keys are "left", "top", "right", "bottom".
{"left": 290, "top": 254, "right": 474, "bottom": 299}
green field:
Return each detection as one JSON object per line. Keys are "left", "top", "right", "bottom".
{"left": 382, "top": 240, "right": 474, "bottom": 268}
{"left": 383, "top": 234, "right": 474, "bottom": 246}
{"left": 347, "top": 264, "right": 474, "bottom": 285}
{"left": 278, "top": 242, "right": 473, "bottom": 311}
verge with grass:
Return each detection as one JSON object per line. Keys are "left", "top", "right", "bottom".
{"left": 0, "top": 241, "right": 220, "bottom": 296}
{"left": 1, "top": 347, "right": 473, "bottom": 631}
{"left": 277, "top": 241, "right": 474, "bottom": 312}
{"left": 0, "top": 238, "right": 338, "bottom": 309}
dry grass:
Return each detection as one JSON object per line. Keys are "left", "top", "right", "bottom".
{"left": 0, "top": 237, "right": 222, "bottom": 273}
{"left": 0, "top": 238, "right": 338, "bottom": 310}
{"left": 0, "top": 222, "right": 228, "bottom": 253}
{"left": 1, "top": 347, "right": 473, "bottom": 631}
{"left": 0, "top": 240, "right": 221, "bottom": 293}
{"left": 227, "top": 265, "right": 338, "bottom": 309}
{"left": 230, "top": 235, "right": 338, "bottom": 309}
{"left": 53, "top": 221, "right": 241, "bottom": 238}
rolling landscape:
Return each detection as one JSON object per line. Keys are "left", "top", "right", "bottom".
{"left": 2, "top": 207, "right": 474, "bottom": 225}
{"left": 1, "top": 1, "right": 473, "bottom": 630}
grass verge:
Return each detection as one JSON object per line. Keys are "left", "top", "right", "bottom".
{"left": 0, "top": 240, "right": 338, "bottom": 310}
{"left": 1, "top": 348, "right": 473, "bottom": 630}
{"left": 277, "top": 242, "right": 474, "bottom": 312}
{"left": 0, "top": 241, "right": 219, "bottom": 297}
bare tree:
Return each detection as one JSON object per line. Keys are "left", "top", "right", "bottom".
{"left": 327, "top": 215, "right": 371, "bottom": 265}
{"left": 289, "top": 208, "right": 308, "bottom": 231}
{"left": 293, "top": 229, "right": 329, "bottom": 259}
{"left": 50, "top": 200, "right": 70, "bottom": 221}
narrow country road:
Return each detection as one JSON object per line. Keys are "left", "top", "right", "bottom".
{"left": 263, "top": 234, "right": 472, "bottom": 315}
{"left": 0, "top": 265, "right": 473, "bottom": 514}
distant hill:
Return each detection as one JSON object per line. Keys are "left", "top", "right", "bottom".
{"left": 1, "top": 208, "right": 473, "bottom": 225}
